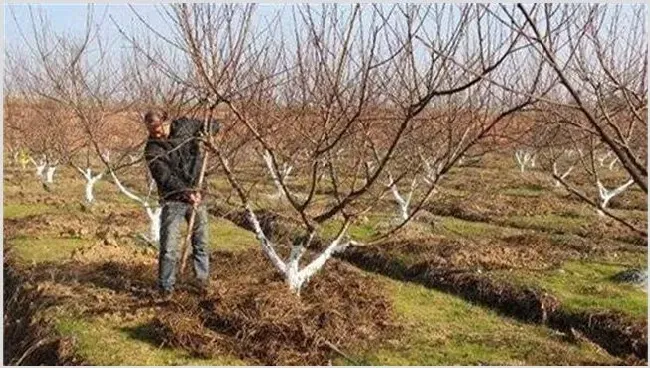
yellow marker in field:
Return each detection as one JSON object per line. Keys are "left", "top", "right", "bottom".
{"left": 17, "top": 149, "right": 31, "bottom": 170}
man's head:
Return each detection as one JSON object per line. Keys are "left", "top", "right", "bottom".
{"left": 144, "top": 110, "right": 170, "bottom": 139}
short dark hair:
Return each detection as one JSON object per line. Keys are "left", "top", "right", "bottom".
{"left": 144, "top": 110, "right": 168, "bottom": 124}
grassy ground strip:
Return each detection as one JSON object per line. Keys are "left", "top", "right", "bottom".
{"left": 3, "top": 205, "right": 395, "bottom": 366}
{"left": 490, "top": 261, "right": 647, "bottom": 318}
{"left": 206, "top": 204, "right": 646, "bottom": 363}
{"left": 3, "top": 170, "right": 644, "bottom": 366}
{"left": 339, "top": 246, "right": 560, "bottom": 323}
{"left": 338, "top": 276, "right": 619, "bottom": 366}
{"left": 340, "top": 245, "right": 647, "bottom": 363}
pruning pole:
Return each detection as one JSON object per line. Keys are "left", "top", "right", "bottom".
{"left": 179, "top": 106, "right": 214, "bottom": 276}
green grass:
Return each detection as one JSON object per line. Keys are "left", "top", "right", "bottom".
{"left": 436, "top": 216, "right": 519, "bottom": 238}
{"left": 4, "top": 154, "right": 646, "bottom": 366}
{"left": 437, "top": 187, "right": 471, "bottom": 197}
{"left": 56, "top": 316, "right": 246, "bottom": 366}
{"left": 348, "top": 222, "right": 380, "bottom": 241}
{"left": 503, "top": 214, "right": 590, "bottom": 235}
{"left": 208, "top": 217, "right": 257, "bottom": 252}
{"left": 492, "top": 261, "right": 647, "bottom": 319}
{"left": 338, "top": 276, "right": 618, "bottom": 365}
{"left": 174, "top": 215, "right": 258, "bottom": 253}
{"left": 10, "top": 237, "right": 91, "bottom": 265}
{"left": 4, "top": 203, "right": 53, "bottom": 219}
{"left": 549, "top": 234, "right": 648, "bottom": 268}
{"left": 502, "top": 183, "right": 546, "bottom": 198}
{"left": 320, "top": 216, "right": 383, "bottom": 242}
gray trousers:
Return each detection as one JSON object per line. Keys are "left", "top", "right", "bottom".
{"left": 158, "top": 201, "right": 209, "bottom": 291}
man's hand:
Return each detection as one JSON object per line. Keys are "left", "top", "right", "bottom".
{"left": 188, "top": 191, "right": 202, "bottom": 206}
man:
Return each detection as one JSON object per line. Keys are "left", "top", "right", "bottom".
{"left": 143, "top": 110, "right": 220, "bottom": 300}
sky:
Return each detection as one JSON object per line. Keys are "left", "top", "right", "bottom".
{"left": 3, "top": 3, "right": 289, "bottom": 49}
{"left": 3, "top": 3, "right": 645, "bottom": 99}
{"left": 4, "top": 3, "right": 645, "bottom": 54}
{"left": 6, "top": 4, "right": 136, "bottom": 35}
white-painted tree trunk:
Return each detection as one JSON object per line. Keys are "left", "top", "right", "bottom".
{"left": 35, "top": 163, "right": 46, "bottom": 178}
{"left": 422, "top": 159, "right": 443, "bottom": 186}
{"left": 30, "top": 157, "right": 46, "bottom": 178}
{"left": 145, "top": 206, "right": 162, "bottom": 243}
{"left": 75, "top": 167, "right": 104, "bottom": 203}
{"left": 245, "top": 204, "right": 288, "bottom": 272}
{"left": 110, "top": 170, "right": 161, "bottom": 244}
{"left": 362, "top": 161, "right": 375, "bottom": 186}
{"left": 101, "top": 150, "right": 111, "bottom": 163}
{"left": 515, "top": 150, "right": 533, "bottom": 173}
{"left": 598, "top": 151, "right": 613, "bottom": 167}
{"left": 608, "top": 157, "right": 619, "bottom": 171}
{"left": 85, "top": 175, "right": 101, "bottom": 203}
{"left": 245, "top": 205, "right": 353, "bottom": 294}
{"left": 291, "top": 233, "right": 350, "bottom": 293}
{"left": 45, "top": 166, "right": 57, "bottom": 184}
{"left": 29, "top": 156, "right": 58, "bottom": 185}
{"left": 552, "top": 162, "right": 574, "bottom": 187}
{"left": 262, "top": 150, "right": 292, "bottom": 199}
{"left": 596, "top": 179, "right": 634, "bottom": 216}
{"left": 387, "top": 174, "right": 417, "bottom": 222}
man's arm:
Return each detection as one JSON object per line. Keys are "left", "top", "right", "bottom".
{"left": 171, "top": 118, "right": 221, "bottom": 138}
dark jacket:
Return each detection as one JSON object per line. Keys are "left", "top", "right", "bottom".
{"left": 145, "top": 117, "right": 220, "bottom": 203}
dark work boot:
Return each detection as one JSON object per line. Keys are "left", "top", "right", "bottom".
{"left": 159, "top": 288, "right": 174, "bottom": 303}
{"left": 192, "top": 278, "right": 210, "bottom": 296}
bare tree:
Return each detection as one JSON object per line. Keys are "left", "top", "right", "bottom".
{"left": 489, "top": 4, "right": 647, "bottom": 237}
{"left": 533, "top": 116, "right": 646, "bottom": 236}
{"left": 9, "top": 5, "right": 134, "bottom": 201}
{"left": 128, "top": 3, "right": 533, "bottom": 294}
{"left": 509, "top": 4, "right": 647, "bottom": 193}
{"left": 514, "top": 149, "right": 536, "bottom": 172}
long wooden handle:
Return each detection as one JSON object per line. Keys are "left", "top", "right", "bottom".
{"left": 179, "top": 209, "right": 196, "bottom": 274}
{"left": 179, "top": 110, "right": 213, "bottom": 275}
{"left": 179, "top": 148, "right": 209, "bottom": 275}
